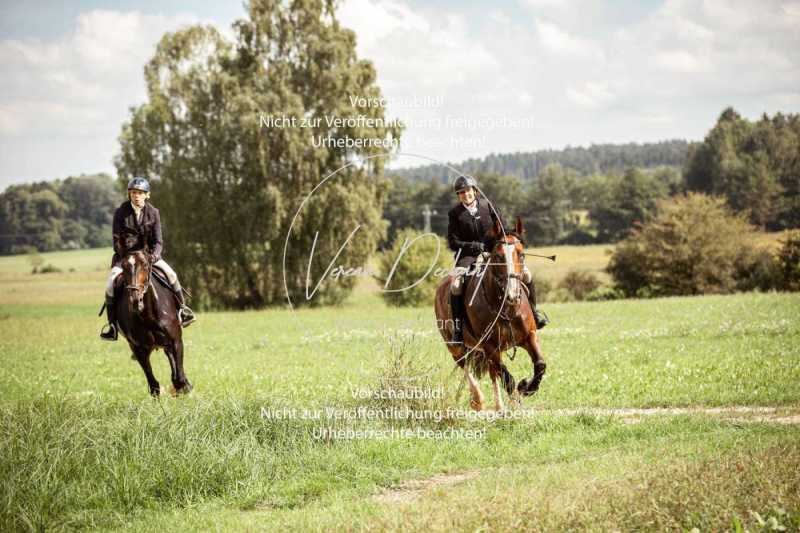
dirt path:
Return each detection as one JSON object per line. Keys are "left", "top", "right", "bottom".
{"left": 372, "top": 405, "right": 800, "bottom": 505}
{"left": 373, "top": 471, "right": 480, "bottom": 504}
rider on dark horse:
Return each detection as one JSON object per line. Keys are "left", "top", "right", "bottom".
{"left": 100, "top": 176, "right": 196, "bottom": 341}
{"left": 447, "top": 175, "right": 549, "bottom": 346}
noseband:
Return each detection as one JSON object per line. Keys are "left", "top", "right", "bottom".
{"left": 478, "top": 238, "right": 527, "bottom": 325}
{"left": 488, "top": 239, "right": 525, "bottom": 297}
{"left": 125, "top": 257, "right": 152, "bottom": 299}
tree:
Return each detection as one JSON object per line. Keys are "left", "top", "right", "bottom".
{"left": 59, "top": 174, "right": 121, "bottom": 248}
{"left": 116, "top": 0, "right": 401, "bottom": 308}
{"left": 685, "top": 107, "right": 798, "bottom": 229}
{"left": 0, "top": 186, "right": 66, "bottom": 253}
{"left": 607, "top": 193, "right": 760, "bottom": 297}
{"left": 521, "top": 164, "right": 574, "bottom": 245}
{"left": 475, "top": 173, "right": 524, "bottom": 222}
{"left": 0, "top": 174, "right": 121, "bottom": 254}
{"left": 777, "top": 230, "right": 800, "bottom": 291}
{"left": 378, "top": 229, "right": 450, "bottom": 307}
{"left": 589, "top": 168, "right": 667, "bottom": 243}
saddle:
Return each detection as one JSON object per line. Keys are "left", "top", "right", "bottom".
{"left": 467, "top": 252, "right": 489, "bottom": 277}
{"left": 111, "top": 265, "right": 177, "bottom": 298}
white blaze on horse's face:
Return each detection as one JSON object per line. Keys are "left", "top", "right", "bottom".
{"left": 126, "top": 254, "right": 146, "bottom": 313}
{"left": 503, "top": 242, "right": 521, "bottom": 304}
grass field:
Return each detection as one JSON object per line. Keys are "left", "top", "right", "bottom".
{"left": 1, "top": 246, "right": 799, "bottom": 531}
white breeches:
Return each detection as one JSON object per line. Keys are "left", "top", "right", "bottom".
{"left": 105, "top": 266, "right": 123, "bottom": 297}
{"left": 153, "top": 259, "right": 178, "bottom": 285}
{"left": 105, "top": 259, "right": 178, "bottom": 297}
{"left": 450, "top": 264, "right": 531, "bottom": 296}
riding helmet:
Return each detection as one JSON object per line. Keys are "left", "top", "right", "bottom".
{"left": 453, "top": 175, "right": 477, "bottom": 193}
{"left": 127, "top": 176, "right": 151, "bottom": 192}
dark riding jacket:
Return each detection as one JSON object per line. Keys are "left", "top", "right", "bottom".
{"left": 111, "top": 201, "right": 163, "bottom": 266}
{"left": 447, "top": 197, "right": 507, "bottom": 268}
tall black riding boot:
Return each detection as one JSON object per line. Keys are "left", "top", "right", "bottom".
{"left": 450, "top": 293, "right": 466, "bottom": 345}
{"left": 100, "top": 295, "right": 118, "bottom": 341}
{"left": 525, "top": 279, "right": 550, "bottom": 330}
{"left": 173, "top": 283, "right": 196, "bottom": 327}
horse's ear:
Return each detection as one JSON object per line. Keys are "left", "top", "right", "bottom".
{"left": 515, "top": 216, "right": 524, "bottom": 236}
{"left": 493, "top": 216, "right": 503, "bottom": 238}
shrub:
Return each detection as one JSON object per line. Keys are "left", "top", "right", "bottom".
{"left": 585, "top": 286, "right": 625, "bottom": 301}
{"left": 557, "top": 269, "right": 602, "bottom": 301}
{"left": 36, "top": 264, "right": 62, "bottom": 274}
{"left": 734, "top": 247, "right": 782, "bottom": 292}
{"left": 607, "top": 193, "right": 761, "bottom": 297}
{"left": 777, "top": 230, "right": 800, "bottom": 291}
{"left": 378, "top": 229, "right": 451, "bottom": 307}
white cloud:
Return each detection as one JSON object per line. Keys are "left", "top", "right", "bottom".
{"left": 655, "top": 49, "right": 710, "bottom": 74}
{"left": 535, "top": 18, "right": 600, "bottom": 59}
{"left": 337, "top": 0, "right": 428, "bottom": 50}
{"left": 566, "top": 81, "right": 615, "bottom": 109}
{"left": 2, "top": 0, "right": 799, "bottom": 184}
{"left": 0, "top": 10, "right": 198, "bottom": 183}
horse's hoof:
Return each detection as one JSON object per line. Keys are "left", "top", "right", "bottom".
{"left": 175, "top": 382, "right": 193, "bottom": 395}
{"left": 517, "top": 378, "right": 538, "bottom": 397}
{"left": 469, "top": 399, "right": 484, "bottom": 411}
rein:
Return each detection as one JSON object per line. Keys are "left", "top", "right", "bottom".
{"left": 478, "top": 241, "right": 528, "bottom": 360}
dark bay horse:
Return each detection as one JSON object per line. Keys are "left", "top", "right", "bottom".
{"left": 434, "top": 217, "right": 546, "bottom": 410}
{"left": 114, "top": 250, "right": 193, "bottom": 397}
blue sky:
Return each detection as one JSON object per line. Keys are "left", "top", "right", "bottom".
{"left": 1, "top": 0, "right": 798, "bottom": 189}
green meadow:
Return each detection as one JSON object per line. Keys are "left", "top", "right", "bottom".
{"left": 1, "top": 247, "right": 799, "bottom": 531}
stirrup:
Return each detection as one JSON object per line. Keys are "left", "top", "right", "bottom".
{"left": 178, "top": 307, "right": 196, "bottom": 327}
{"left": 100, "top": 323, "right": 118, "bottom": 341}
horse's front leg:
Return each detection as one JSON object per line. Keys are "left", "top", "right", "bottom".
{"left": 451, "top": 349, "right": 484, "bottom": 410}
{"left": 488, "top": 355, "right": 506, "bottom": 411}
{"left": 133, "top": 346, "right": 160, "bottom": 397}
{"left": 165, "top": 338, "right": 193, "bottom": 396}
{"left": 518, "top": 330, "right": 547, "bottom": 397}
{"left": 464, "top": 366, "right": 485, "bottom": 411}
{"left": 489, "top": 369, "right": 504, "bottom": 411}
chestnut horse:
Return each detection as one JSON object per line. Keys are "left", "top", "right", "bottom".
{"left": 434, "top": 217, "right": 546, "bottom": 410}
{"left": 113, "top": 250, "right": 193, "bottom": 397}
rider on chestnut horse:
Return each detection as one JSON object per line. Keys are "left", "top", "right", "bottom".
{"left": 447, "top": 175, "right": 549, "bottom": 346}
{"left": 100, "top": 176, "right": 196, "bottom": 341}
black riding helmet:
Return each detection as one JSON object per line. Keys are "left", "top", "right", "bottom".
{"left": 127, "top": 176, "right": 151, "bottom": 193}
{"left": 453, "top": 175, "right": 477, "bottom": 193}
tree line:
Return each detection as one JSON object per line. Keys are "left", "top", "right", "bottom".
{"left": 0, "top": 174, "right": 121, "bottom": 254}
{"left": 385, "top": 108, "right": 799, "bottom": 246}
{"left": 384, "top": 164, "right": 682, "bottom": 246}
{"left": 391, "top": 139, "right": 690, "bottom": 182}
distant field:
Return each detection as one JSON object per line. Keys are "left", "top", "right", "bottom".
{"left": 1, "top": 243, "right": 798, "bottom": 531}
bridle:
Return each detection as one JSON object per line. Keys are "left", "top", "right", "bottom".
{"left": 125, "top": 253, "right": 152, "bottom": 307}
{"left": 481, "top": 235, "right": 527, "bottom": 322}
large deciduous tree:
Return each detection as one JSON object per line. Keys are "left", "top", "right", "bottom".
{"left": 116, "top": 0, "right": 401, "bottom": 309}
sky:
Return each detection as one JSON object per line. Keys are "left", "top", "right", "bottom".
{"left": 1, "top": 0, "right": 799, "bottom": 189}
